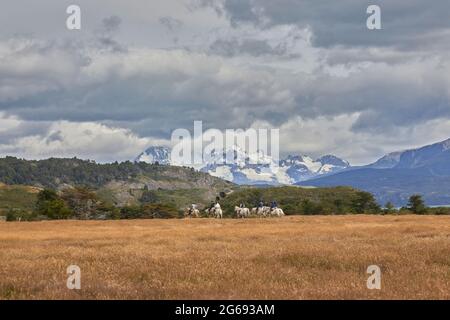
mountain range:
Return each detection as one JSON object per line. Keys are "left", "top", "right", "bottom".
{"left": 136, "top": 138, "right": 450, "bottom": 206}
{"left": 135, "top": 146, "right": 350, "bottom": 185}
{"left": 297, "top": 138, "right": 450, "bottom": 206}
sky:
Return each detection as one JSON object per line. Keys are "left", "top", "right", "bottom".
{"left": 0, "top": 0, "right": 450, "bottom": 165}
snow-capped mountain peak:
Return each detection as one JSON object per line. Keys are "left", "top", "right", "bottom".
{"left": 135, "top": 146, "right": 171, "bottom": 165}
{"left": 368, "top": 137, "right": 450, "bottom": 171}
{"left": 317, "top": 155, "right": 350, "bottom": 167}
{"left": 135, "top": 145, "right": 350, "bottom": 185}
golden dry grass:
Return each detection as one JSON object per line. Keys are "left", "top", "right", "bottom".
{"left": 1, "top": 215, "right": 450, "bottom": 300}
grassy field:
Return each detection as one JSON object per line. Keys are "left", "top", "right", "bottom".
{"left": 1, "top": 215, "right": 450, "bottom": 299}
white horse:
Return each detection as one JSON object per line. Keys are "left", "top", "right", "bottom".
{"left": 213, "top": 203, "right": 223, "bottom": 219}
{"left": 270, "top": 207, "right": 285, "bottom": 217}
{"left": 184, "top": 207, "right": 200, "bottom": 218}
{"left": 206, "top": 203, "right": 223, "bottom": 219}
{"left": 235, "top": 206, "right": 250, "bottom": 218}
{"left": 256, "top": 206, "right": 270, "bottom": 217}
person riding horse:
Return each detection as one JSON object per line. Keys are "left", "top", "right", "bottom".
{"left": 270, "top": 200, "right": 278, "bottom": 209}
{"left": 189, "top": 204, "right": 197, "bottom": 216}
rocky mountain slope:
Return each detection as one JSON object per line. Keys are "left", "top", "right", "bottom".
{"left": 298, "top": 138, "right": 450, "bottom": 206}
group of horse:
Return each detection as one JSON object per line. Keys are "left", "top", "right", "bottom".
{"left": 235, "top": 205, "right": 285, "bottom": 218}
{"left": 184, "top": 204, "right": 284, "bottom": 219}
{"left": 183, "top": 203, "right": 222, "bottom": 219}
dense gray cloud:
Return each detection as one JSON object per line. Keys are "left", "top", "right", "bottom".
{"left": 0, "top": 37, "right": 299, "bottom": 136}
{"left": 102, "top": 16, "right": 122, "bottom": 33}
{"left": 197, "top": 0, "right": 450, "bottom": 50}
{"left": 209, "top": 38, "right": 284, "bottom": 57}
{"left": 159, "top": 16, "right": 184, "bottom": 32}
{"left": 95, "top": 16, "right": 127, "bottom": 52}
{"left": 0, "top": 1, "right": 450, "bottom": 164}
{"left": 1, "top": 35, "right": 448, "bottom": 138}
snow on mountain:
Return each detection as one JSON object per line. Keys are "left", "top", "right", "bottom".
{"left": 367, "top": 151, "right": 403, "bottom": 169}
{"left": 317, "top": 155, "right": 350, "bottom": 168}
{"left": 135, "top": 146, "right": 350, "bottom": 185}
{"left": 135, "top": 146, "right": 171, "bottom": 165}
{"left": 368, "top": 138, "right": 450, "bottom": 170}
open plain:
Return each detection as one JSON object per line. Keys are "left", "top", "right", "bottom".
{"left": 1, "top": 215, "right": 450, "bottom": 299}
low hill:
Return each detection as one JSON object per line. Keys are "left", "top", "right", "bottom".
{"left": 0, "top": 157, "right": 232, "bottom": 189}
{"left": 0, "top": 157, "right": 234, "bottom": 207}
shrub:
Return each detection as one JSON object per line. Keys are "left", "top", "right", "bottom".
{"left": 6, "top": 209, "right": 16, "bottom": 221}
{"left": 61, "top": 186, "right": 101, "bottom": 219}
{"left": 120, "top": 203, "right": 179, "bottom": 219}
{"left": 35, "top": 189, "right": 72, "bottom": 219}
{"left": 120, "top": 206, "right": 142, "bottom": 219}
{"left": 141, "top": 203, "right": 179, "bottom": 219}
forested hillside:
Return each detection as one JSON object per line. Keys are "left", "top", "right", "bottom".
{"left": 0, "top": 157, "right": 232, "bottom": 190}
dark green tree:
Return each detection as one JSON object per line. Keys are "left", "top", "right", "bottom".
{"left": 351, "top": 191, "right": 380, "bottom": 214}
{"left": 35, "top": 189, "right": 71, "bottom": 219}
{"left": 408, "top": 194, "right": 427, "bottom": 214}
{"left": 333, "top": 199, "right": 344, "bottom": 214}
{"left": 37, "top": 189, "right": 59, "bottom": 203}
{"left": 384, "top": 201, "right": 396, "bottom": 214}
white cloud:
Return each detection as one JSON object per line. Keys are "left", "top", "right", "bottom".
{"left": 0, "top": 1, "right": 449, "bottom": 164}
{"left": 0, "top": 113, "right": 167, "bottom": 162}
{"left": 252, "top": 114, "right": 450, "bottom": 165}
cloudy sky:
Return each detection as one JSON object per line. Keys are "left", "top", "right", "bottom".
{"left": 0, "top": 0, "right": 450, "bottom": 164}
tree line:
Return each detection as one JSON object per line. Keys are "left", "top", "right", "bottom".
{"left": 383, "top": 194, "right": 450, "bottom": 215}
{"left": 5, "top": 188, "right": 449, "bottom": 221}
{"left": 6, "top": 186, "right": 179, "bottom": 221}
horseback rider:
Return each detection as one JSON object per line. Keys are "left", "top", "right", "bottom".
{"left": 239, "top": 202, "right": 245, "bottom": 208}
{"left": 258, "top": 200, "right": 264, "bottom": 208}
{"left": 189, "top": 204, "right": 196, "bottom": 215}
{"left": 209, "top": 200, "right": 216, "bottom": 211}
{"left": 270, "top": 200, "right": 278, "bottom": 209}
